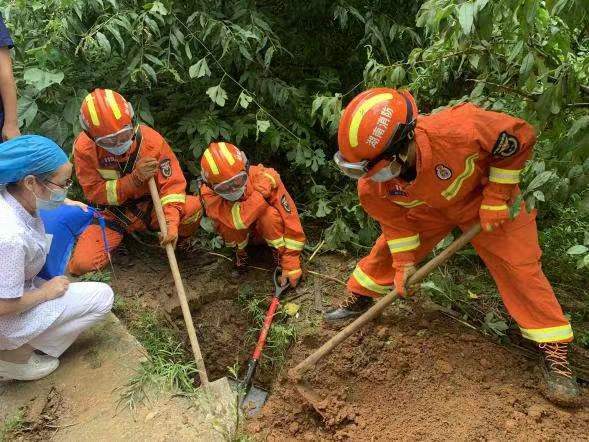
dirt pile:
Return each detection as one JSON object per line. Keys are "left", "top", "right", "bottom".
{"left": 249, "top": 298, "right": 589, "bottom": 441}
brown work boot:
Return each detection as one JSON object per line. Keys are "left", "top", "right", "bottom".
{"left": 538, "top": 342, "right": 581, "bottom": 407}
{"left": 324, "top": 292, "right": 374, "bottom": 322}
{"left": 231, "top": 248, "right": 249, "bottom": 278}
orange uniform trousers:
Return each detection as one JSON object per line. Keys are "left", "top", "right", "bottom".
{"left": 214, "top": 204, "right": 300, "bottom": 271}
{"left": 348, "top": 206, "right": 573, "bottom": 344}
{"left": 68, "top": 195, "right": 200, "bottom": 275}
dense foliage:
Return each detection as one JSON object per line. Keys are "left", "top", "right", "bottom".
{"left": 1, "top": 0, "right": 587, "bottom": 269}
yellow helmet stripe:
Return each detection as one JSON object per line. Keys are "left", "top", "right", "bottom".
{"left": 85, "top": 94, "right": 100, "bottom": 127}
{"left": 349, "top": 93, "right": 393, "bottom": 148}
{"left": 203, "top": 148, "right": 220, "bottom": 175}
{"left": 218, "top": 142, "right": 235, "bottom": 166}
{"left": 105, "top": 89, "right": 122, "bottom": 120}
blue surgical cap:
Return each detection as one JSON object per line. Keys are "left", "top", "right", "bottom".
{"left": 0, "top": 135, "right": 69, "bottom": 184}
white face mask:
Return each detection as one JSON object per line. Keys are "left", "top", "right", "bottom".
{"left": 220, "top": 185, "right": 246, "bottom": 202}
{"left": 370, "top": 161, "right": 402, "bottom": 182}
{"left": 103, "top": 139, "right": 133, "bottom": 156}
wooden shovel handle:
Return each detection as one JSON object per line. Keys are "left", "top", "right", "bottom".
{"left": 148, "top": 178, "right": 210, "bottom": 385}
{"left": 289, "top": 223, "right": 482, "bottom": 380}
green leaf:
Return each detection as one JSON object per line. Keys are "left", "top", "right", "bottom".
{"left": 206, "top": 85, "right": 228, "bottom": 107}
{"left": 141, "top": 63, "right": 157, "bottom": 83}
{"left": 189, "top": 57, "right": 211, "bottom": 79}
{"left": 256, "top": 119, "right": 270, "bottom": 134}
{"left": 519, "top": 52, "right": 535, "bottom": 79}
{"left": 390, "top": 66, "right": 406, "bottom": 85}
{"left": 17, "top": 95, "right": 38, "bottom": 128}
{"left": 458, "top": 3, "right": 475, "bottom": 35}
{"left": 23, "top": 68, "right": 64, "bottom": 92}
{"left": 527, "top": 171, "right": 554, "bottom": 190}
{"left": 567, "top": 245, "right": 588, "bottom": 255}
{"left": 95, "top": 31, "right": 111, "bottom": 56}
{"left": 238, "top": 91, "right": 253, "bottom": 109}
{"left": 316, "top": 199, "right": 332, "bottom": 217}
{"left": 533, "top": 190, "right": 545, "bottom": 201}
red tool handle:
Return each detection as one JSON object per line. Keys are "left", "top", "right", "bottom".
{"left": 252, "top": 296, "right": 280, "bottom": 360}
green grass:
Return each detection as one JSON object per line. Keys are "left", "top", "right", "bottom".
{"left": 236, "top": 283, "right": 297, "bottom": 371}
{"left": 78, "top": 270, "right": 112, "bottom": 283}
{"left": 0, "top": 409, "right": 25, "bottom": 442}
{"left": 117, "top": 309, "right": 198, "bottom": 410}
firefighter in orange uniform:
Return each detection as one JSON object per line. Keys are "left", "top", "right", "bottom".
{"left": 199, "top": 142, "right": 305, "bottom": 286}
{"left": 324, "top": 87, "right": 579, "bottom": 404}
{"left": 68, "top": 89, "right": 201, "bottom": 275}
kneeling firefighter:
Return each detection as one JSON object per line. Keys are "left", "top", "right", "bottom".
{"left": 199, "top": 142, "right": 306, "bottom": 287}
{"left": 325, "top": 87, "right": 579, "bottom": 404}
{"left": 68, "top": 89, "right": 201, "bottom": 275}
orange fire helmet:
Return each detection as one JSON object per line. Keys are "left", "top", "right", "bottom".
{"left": 79, "top": 89, "right": 134, "bottom": 140}
{"left": 200, "top": 142, "right": 247, "bottom": 185}
{"left": 337, "top": 88, "right": 418, "bottom": 163}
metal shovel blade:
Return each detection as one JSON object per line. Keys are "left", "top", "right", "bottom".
{"left": 229, "top": 379, "right": 269, "bottom": 417}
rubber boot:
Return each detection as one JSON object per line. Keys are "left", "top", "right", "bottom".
{"left": 539, "top": 342, "right": 581, "bottom": 407}
{"left": 324, "top": 292, "right": 374, "bottom": 322}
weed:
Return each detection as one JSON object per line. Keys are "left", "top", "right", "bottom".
{"left": 118, "top": 311, "right": 198, "bottom": 410}
{"left": 78, "top": 270, "right": 111, "bottom": 283}
{"left": 0, "top": 409, "right": 25, "bottom": 442}
{"left": 236, "top": 283, "right": 297, "bottom": 372}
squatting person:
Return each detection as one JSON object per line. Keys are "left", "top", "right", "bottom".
{"left": 68, "top": 89, "right": 201, "bottom": 275}
{"left": 198, "top": 141, "right": 306, "bottom": 287}
{"left": 0, "top": 135, "right": 113, "bottom": 381}
{"left": 324, "top": 87, "right": 579, "bottom": 404}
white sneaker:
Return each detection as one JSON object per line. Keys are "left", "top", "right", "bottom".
{"left": 0, "top": 353, "right": 59, "bottom": 381}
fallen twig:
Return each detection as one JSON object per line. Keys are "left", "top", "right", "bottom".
{"left": 306, "top": 270, "right": 346, "bottom": 285}
{"left": 307, "top": 240, "right": 325, "bottom": 263}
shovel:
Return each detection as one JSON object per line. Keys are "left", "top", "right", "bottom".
{"left": 288, "top": 223, "right": 482, "bottom": 418}
{"left": 148, "top": 178, "right": 236, "bottom": 413}
{"left": 236, "top": 267, "right": 290, "bottom": 417}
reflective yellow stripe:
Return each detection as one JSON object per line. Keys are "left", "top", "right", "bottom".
{"left": 231, "top": 203, "right": 246, "bottom": 229}
{"left": 266, "top": 236, "right": 286, "bottom": 248}
{"left": 218, "top": 142, "right": 235, "bottom": 165}
{"left": 387, "top": 234, "right": 420, "bottom": 253}
{"left": 225, "top": 241, "right": 237, "bottom": 247}
{"left": 286, "top": 268, "right": 302, "bottom": 276}
{"left": 105, "top": 89, "right": 122, "bottom": 120}
{"left": 181, "top": 209, "right": 201, "bottom": 225}
{"left": 238, "top": 235, "right": 249, "bottom": 250}
{"left": 352, "top": 266, "right": 391, "bottom": 295}
{"left": 349, "top": 93, "right": 393, "bottom": 148}
{"left": 480, "top": 204, "right": 508, "bottom": 211}
{"left": 262, "top": 172, "right": 277, "bottom": 188}
{"left": 85, "top": 94, "right": 100, "bottom": 127}
{"left": 520, "top": 324, "right": 574, "bottom": 343}
{"left": 441, "top": 154, "right": 478, "bottom": 200}
{"left": 394, "top": 200, "right": 425, "bottom": 208}
{"left": 489, "top": 167, "right": 521, "bottom": 184}
{"left": 105, "top": 180, "right": 118, "bottom": 205}
{"left": 203, "top": 148, "right": 220, "bottom": 175}
{"left": 284, "top": 238, "right": 304, "bottom": 251}
{"left": 160, "top": 194, "right": 186, "bottom": 206}
{"left": 97, "top": 169, "right": 120, "bottom": 180}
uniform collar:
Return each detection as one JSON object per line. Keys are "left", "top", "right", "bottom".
{"left": 1, "top": 188, "right": 38, "bottom": 227}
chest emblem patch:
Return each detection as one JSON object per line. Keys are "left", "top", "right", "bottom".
{"left": 159, "top": 158, "right": 172, "bottom": 178}
{"left": 492, "top": 132, "right": 519, "bottom": 158}
{"left": 280, "top": 195, "right": 292, "bottom": 213}
{"left": 435, "top": 164, "right": 453, "bottom": 180}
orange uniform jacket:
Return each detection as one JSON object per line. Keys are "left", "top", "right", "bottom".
{"left": 74, "top": 125, "right": 195, "bottom": 230}
{"left": 201, "top": 164, "right": 306, "bottom": 271}
{"left": 359, "top": 103, "right": 536, "bottom": 265}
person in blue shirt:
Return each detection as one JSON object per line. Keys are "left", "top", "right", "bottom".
{"left": 0, "top": 14, "right": 20, "bottom": 141}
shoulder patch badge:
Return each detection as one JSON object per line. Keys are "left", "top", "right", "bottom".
{"left": 492, "top": 132, "right": 519, "bottom": 158}
{"left": 159, "top": 158, "right": 172, "bottom": 178}
{"left": 435, "top": 164, "right": 452, "bottom": 180}
{"left": 280, "top": 195, "right": 292, "bottom": 213}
